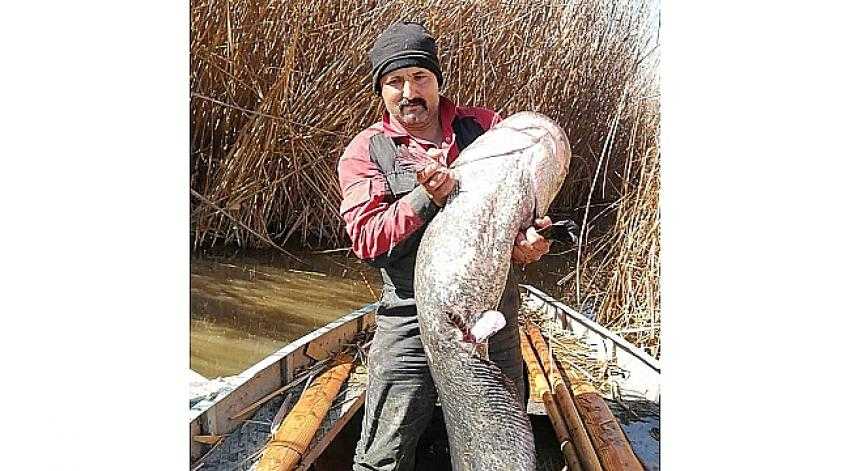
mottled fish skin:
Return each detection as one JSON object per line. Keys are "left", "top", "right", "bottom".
{"left": 414, "top": 112, "right": 571, "bottom": 471}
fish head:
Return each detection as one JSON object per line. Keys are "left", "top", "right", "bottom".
{"left": 442, "top": 111, "right": 570, "bottom": 219}
{"left": 513, "top": 112, "right": 571, "bottom": 219}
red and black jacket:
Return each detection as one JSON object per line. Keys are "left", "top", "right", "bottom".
{"left": 338, "top": 97, "right": 502, "bottom": 310}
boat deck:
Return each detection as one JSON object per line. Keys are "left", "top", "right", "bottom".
{"left": 191, "top": 368, "right": 655, "bottom": 471}
{"left": 192, "top": 364, "right": 369, "bottom": 471}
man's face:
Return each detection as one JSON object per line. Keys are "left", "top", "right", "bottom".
{"left": 380, "top": 67, "right": 440, "bottom": 130}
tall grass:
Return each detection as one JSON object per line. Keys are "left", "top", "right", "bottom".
{"left": 190, "top": 0, "right": 661, "bottom": 355}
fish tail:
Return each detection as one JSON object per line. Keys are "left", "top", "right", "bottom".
{"left": 433, "top": 347, "right": 536, "bottom": 470}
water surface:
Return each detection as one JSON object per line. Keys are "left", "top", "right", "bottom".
{"left": 191, "top": 250, "right": 380, "bottom": 377}
{"left": 191, "top": 243, "right": 576, "bottom": 378}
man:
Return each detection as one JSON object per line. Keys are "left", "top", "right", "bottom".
{"left": 337, "top": 21, "right": 552, "bottom": 471}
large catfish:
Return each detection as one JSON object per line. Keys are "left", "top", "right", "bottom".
{"left": 412, "top": 112, "right": 571, "bottom": 470}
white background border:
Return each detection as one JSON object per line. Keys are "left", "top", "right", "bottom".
{"left": 1, "top": 1, "right": 848, "bottom": 469}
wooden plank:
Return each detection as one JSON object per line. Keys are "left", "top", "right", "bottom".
{"left": 229, "top": 373, "right": 313, "bottom": 420}
{"left": 527, "top": 322, "right": 604, "bottom": 471}
{"left": 556, "top": 359, "right": 644, "bottom": 471}
{"left": 205, "top": 362, "right": 282, "bottom": 436}
{"left": 284, "top": 353, "right": 295, "bottom": 385}
{"left": 190, "top": 417, "right": 204, "bottom": 463}
{"left": 519, "top": 331, "right": 549, "bottom": 403}
{"left": 294, "top": 391, "right": 367, "bottom": 471}
{"left": 193, "top": 435, "right": 223, "bottom": 445}
{"left": 520, "top": 331, "right": 586, "bottom": 471}
{"left": 542, "top": 392, "right": 583, "bottom": 471}
{"left": 288, "top": 346, "right": 313, "bottom": 381}
{"left": 306, "top": 317, "right": 358, "bottom": 361}
{"left": 256, "top": 354, "right": 355, "bottom": 471}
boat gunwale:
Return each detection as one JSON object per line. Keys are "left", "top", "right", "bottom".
{"left": 190, "top": 301, "right": 379, "bottom": 464}
{"left": 520, "top": 284, "right": 660, "bottom": 374}
{"left": 190, "top": 301, "right": 379, "bottom": 422}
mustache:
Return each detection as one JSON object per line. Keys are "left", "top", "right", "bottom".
{"left": 399, "top": 98, "right": 427, "bottom": 109}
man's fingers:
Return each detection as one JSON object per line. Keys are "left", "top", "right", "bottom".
{"left": 426, "top": 148, "right": 443, "bottom": 160}
{"left": 511, "top": 246, "right": 528, "bottom": 264}
{"left": 531, "top": 236, "right": 550, "bottom": 250}
{"left": 512, "top": 214, "right": 554, "bottom": 264}
{"left": 417, "top": 162, "right": 440, "bottom": 183}
{"left": 513, "top": 241, "right": 534, "bottom": 257}
{"left": 431, "top": 171, "right": 456, "bottom": 199}
{"left": 418, "top": 166, "right": 456, "bottom": 206}
{"left": 525, "top": 225, "right": 544, "bottom": 244}
{"left": 513, "top": 226, "right": 551, "bottom": 265}
{"left": 534, "top": 216, "right": 553, "bottom": 230}
{"left": 427, "top": 170, "right": 448, "bottom": 190}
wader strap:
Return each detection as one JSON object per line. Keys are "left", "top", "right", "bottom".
{"left": 368, "top": 134, "right": 416, "bottom": 198}
{"left": 368, "top": 116, "right": 485, "bottom": 199}
{"left": 452, "top": 116, "right": 485, "bottom": 151}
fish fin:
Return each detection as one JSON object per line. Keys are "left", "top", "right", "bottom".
{"left": 469, "top": 310, "right": 506, "bottom": 343}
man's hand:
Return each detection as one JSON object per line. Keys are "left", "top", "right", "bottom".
{"left": 416, "top": 148, "right": 456, "bottom": 207}
{"left": 512, "top": 216, "right": 552, "bottom": 265}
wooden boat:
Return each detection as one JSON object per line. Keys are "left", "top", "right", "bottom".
{"left": 190, "top": 285, "right": 660, "bottom": 470}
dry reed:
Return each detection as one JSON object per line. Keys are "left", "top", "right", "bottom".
{"left": 520, "top": 300, "right": 611, "bottom": 393}
{"left": 190, "top": 0, "right": 661, "bottom": 353}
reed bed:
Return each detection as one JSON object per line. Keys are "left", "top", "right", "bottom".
{"left": 562, "top": 95, "right": 660, "bottom": 357}
{"left": 191, "top": 0, "right": 661, "bottom": 353}
{"left": 589, "top": 142, "right": 660, "bottom": 357}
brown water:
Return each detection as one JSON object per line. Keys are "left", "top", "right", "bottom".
{"left": 190, "top": 250, "right": 382, "bottom": 377}
{"left": 191, "top": 244, "right": 576, "bottom": 378}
